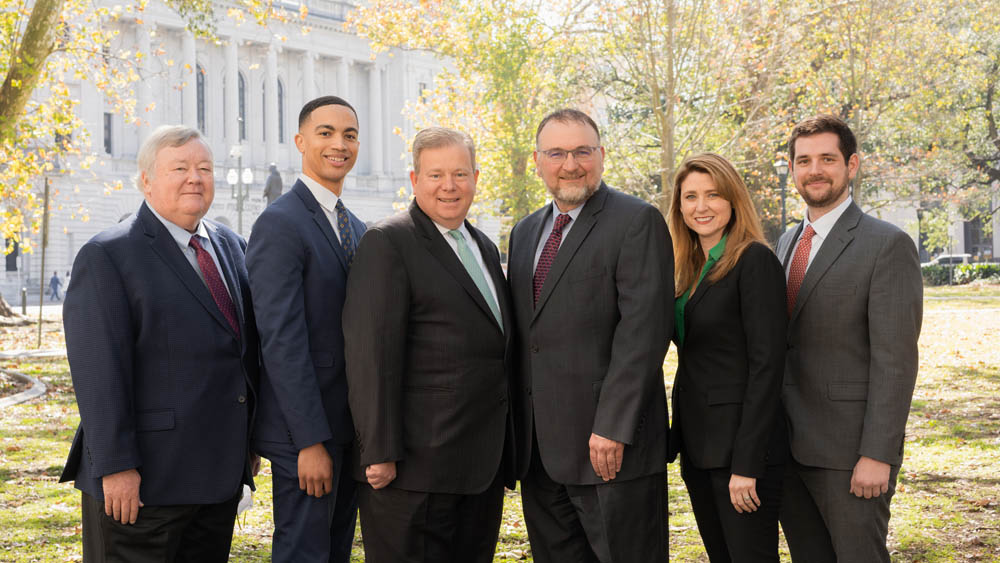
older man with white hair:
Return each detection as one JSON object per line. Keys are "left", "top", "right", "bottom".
{"left": 60, "top": 125, "right": 260, "bottom": 563}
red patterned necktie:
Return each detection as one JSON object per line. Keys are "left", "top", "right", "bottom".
{"left": 189, "top": 236, "right": 240, "bottom": 337}
{"left": 786, "top": 225, "right": 816, "bottom": 317}
{"left": 533, "top": 213, "right": 572, "bottom": 306}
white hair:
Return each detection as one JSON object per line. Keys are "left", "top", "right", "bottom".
{"left": 133, "top": 125, "right": 211, "bottom": 191}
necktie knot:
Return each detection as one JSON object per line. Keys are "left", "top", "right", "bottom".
{"left": 447, "top": 229, "right": 464, "bottom": 241}
{"left": 188, "top": 235, "right": 204, "bottom": 251}
{"left": 553, "top": 213, "right": 571, "bottom": 233}
{"left": 801, "top": 224, "right": 816, "bottom": 241}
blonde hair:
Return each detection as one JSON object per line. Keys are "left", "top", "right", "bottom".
{"left": 668, "top": 153, "right": 766, "bottom": 297}
{"left": 412, "top": 127, "right": 476, "bottom": 174}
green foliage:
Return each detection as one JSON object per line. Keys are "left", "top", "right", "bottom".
{"left": 922, "top": 263, "right": 1000, "bottom": 285}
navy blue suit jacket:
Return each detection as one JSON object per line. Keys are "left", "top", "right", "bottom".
{"left": 59, "top": 202, "right": 260, "bottom": 506}
{"left": 246, "top": 180, "right": 366, "bottom": 449}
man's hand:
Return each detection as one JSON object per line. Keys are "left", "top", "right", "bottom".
{"left": 850, "top": 456, "right": 891, "bottom": 499}
{"left": 298, "top": 443, "right": 333, "bottom": 498}
{"left": 366, "top": 462, "right": 397, "bottom": 490}
{"left": 102, "top": 469, "right": 143, "bottom": 525}
{"left": 589, "top": 433, "right": 624, "bottom": 481}
{"left": 251, "top": 453, "right": 262, "bottom": 477}
{"left": 729, "top": 474, "right": 760, "bottom": 513}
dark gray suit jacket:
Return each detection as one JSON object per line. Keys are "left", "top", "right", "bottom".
{"left": 343, "top": 202, "right": 516, "bottom": 494}
{"left": 508, "top": 184, "right": 673, "bottom": 485}
{"left": 777, "top": 201, "right": 922, "bottom": 470}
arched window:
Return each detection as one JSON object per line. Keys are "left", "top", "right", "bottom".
{"left": 277, "top": 79, "right": 285, "bottom": 143}
{"left": 238, "top": 72, "right": 247, "bottom": 141}
{"left": 196, "top": 64, "right": 206, "bottom": 133}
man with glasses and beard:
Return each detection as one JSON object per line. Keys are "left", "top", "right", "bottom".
{"left": 507, "top": 109, "right": 672, "bottom": 563}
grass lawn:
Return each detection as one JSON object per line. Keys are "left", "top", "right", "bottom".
{"left": 1, "top": 285, "right": 998, "bottom": 561}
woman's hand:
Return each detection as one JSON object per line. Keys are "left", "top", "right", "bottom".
{"left": 729, "top": 473, "right": 760, "bottom": 513}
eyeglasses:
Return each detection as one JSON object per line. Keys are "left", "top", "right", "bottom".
{"left": 538, "top": 146, "right": 601, "bottom": 164}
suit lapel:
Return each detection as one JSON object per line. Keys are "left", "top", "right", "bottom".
{"left": 411, "top": 203, "right": 501, "bottom": 331}
{"left": 139, "top": 203, "right": 235, "bottom": 337}
{"left": 517, "top": 209, "right": 548, "bottom": 316}
{"left": 780, "top": 223, "right": 803, "bottom": 269}
{"left": 531, "top": 184, "right": 607, "bottom": 322}
{"left": 292, "top": 180, "right": 350, "bottom": 274}
{"left": 205, "top": 223, "right": 245, "bottom": 344}
{"left": 790, "top": 203, "right": 862, "bottom": 322}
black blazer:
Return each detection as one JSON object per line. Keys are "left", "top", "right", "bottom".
{"left": 508, "top": 184, "right": 673, "bottom": 485}
{"left": 246, "top": 180, "right": 366, "bottom": 449}
{"left": 343, "top": 202, "right": 516, "bottom": 494}
{"left": 668, "top": 241, "right": 788, "bottom": 478}
{"left": 60, "top": 202, "right": 259, "bottom": 505}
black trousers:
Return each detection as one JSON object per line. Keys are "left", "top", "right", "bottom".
{"left": 81, "top": 490, "right": 239, "bottom": 563}
{"left": 357, "top": 473, "right": 504, "bottom": 563}
{"left": 779, "top": 460, "right": 899, "bottom": 563}
{"left": 680, "top": 455, "right": 783, "bottom": 562}
{"left": 521, "top": 436, "right": 668, "bottom": 563}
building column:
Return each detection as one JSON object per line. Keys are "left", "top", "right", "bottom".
{"left": 368, "top": 62, "right": 383, "bottom": 175}
{"left": 182, "top": 30, "right": 197, "bottom": 128}
{"left": 337, "top": 57, "right": 350, "bottom": 100}
{"left": 265, "top": 43, "right": 279, "bottom": 164}
{"left": 224, "top": 37, "right": 239, "bottom": 146}
{"left": 136, "top": 23, "right": 152, "bottom": 142}
{"left": 303, "top": 51, "right": 316, "bottom": 103}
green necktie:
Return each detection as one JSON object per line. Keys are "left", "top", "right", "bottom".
{"left": 447, "top": 229, "right": 503, "bottom": 331}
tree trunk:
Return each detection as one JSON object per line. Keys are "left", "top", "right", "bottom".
{"left": 0, "top": 0, "right": 66, "bottom": 143}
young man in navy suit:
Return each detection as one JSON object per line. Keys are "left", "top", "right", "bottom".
{"left": 246, "top": 96, "right": 366, "bottom": 563}
{"left": 61, "top": 125, "right": 260, "bottom": 562}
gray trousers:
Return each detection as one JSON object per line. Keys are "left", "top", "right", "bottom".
{"left": 780, "top": 460, "right": 899, "bottom": 563}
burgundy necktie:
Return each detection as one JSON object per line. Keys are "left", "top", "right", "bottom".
{"left": 533, "top": 213, "right": 572, "bottom": 306}
{"left": 189, "top": 236, "right": 240, "bottom": 337}
{"left": 786, "top": 225, "right": 816, "bottom": 317}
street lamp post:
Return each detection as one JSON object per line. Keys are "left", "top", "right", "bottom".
{"left": 227, "top": 146, "right": 254, "bottom": 235}
{"left": 773, "top": 158, "right": 789, "bottom": 233}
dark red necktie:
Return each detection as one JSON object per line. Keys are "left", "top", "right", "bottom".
{"left": 533, "top": 213, "right": 572, "bottom": 306}
{"left": 189, "top": 236, "right": 240, "bottom": 337}
{"left": 786, "top": 225, "right": 816, "bottom": 317}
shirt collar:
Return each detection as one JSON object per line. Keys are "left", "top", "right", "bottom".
{"left": 299, "top": 174, "right": 342, "bottom": 213}
{"left": 549, "top": 201, "right": 585, "bottom": 223}
{"left": 434, "top": 220, "right": 471, "bottom": 241}
{"left": 147, "top": 203, "right": 209, "bottom": 249}
{"left": 804, "top": 195, "right": 852, "bottom": 240}
{"left": 707, "top": 233, "right": 727, "bottom": 262}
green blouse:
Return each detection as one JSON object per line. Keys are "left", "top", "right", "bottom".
{"left": 674, "top": 234, "right": 728, "bottom": 347}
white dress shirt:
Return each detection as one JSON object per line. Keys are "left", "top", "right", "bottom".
{"left": 433, "top": 220, "right": 500, "bottom": 308}
{"left": 532, "top": 202, "right": 586, "bottom": 271}
{"left": 786, "top": 196, "right": 854, "bottom": 278}
{"left": 148, "top": 204, "right": 231, "bottom": 298}
{"left": 300, "top": 174, "right": 345, "bottom": 244}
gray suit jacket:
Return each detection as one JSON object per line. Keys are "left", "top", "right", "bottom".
{"left": 777, "top": 201, "right": 922, "bottom": 470}
{"left": 509, "top": 184, "right": 673, "bottom": 485}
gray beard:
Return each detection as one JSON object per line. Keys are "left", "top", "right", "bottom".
{"left": 550, "top": 180, "right": 600, "bottom": 208}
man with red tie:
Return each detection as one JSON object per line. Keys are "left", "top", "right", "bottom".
{"left": 61, "top": 125, "right": 260, "bottom": 562}
{"left": 507, "top": 109, "right": 673, "bottom": 562}
{"left": 776, "top": 115, "right": 923, "bottom": 562}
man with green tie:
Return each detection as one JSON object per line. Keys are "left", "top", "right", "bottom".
{"left": 343, "top": 127, "right": 516, "bottom": 563}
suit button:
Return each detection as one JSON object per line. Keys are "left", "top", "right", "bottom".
{"left": 500, "top": 396, "right": 507, "bottom": 403}
{"left": 531, "top": 345, "right": 539, "bottom": 353}
{"left": 526, "top": 388, "right": 532, "bottom": 396}
{"left": 237, "top": 395, "right": 247, "bottom": 404}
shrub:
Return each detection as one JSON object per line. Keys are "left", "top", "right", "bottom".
{"left": 922, "top": 263, "right": 1000, "bottom": 285}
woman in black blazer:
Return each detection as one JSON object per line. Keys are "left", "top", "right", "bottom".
{"left": 667, "top": 153, "right": 788, "bottom": 562}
